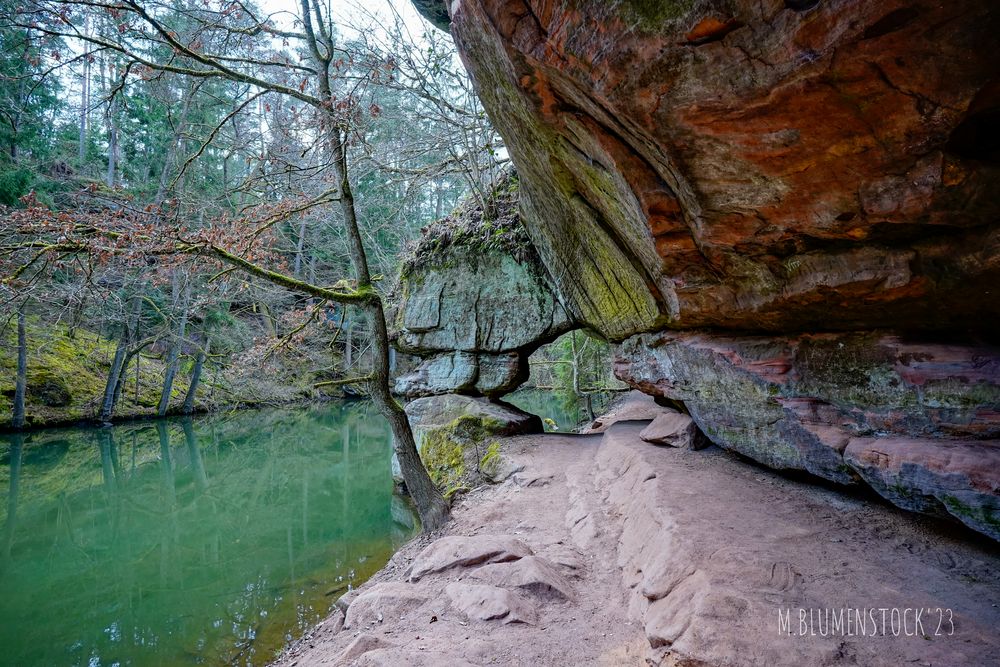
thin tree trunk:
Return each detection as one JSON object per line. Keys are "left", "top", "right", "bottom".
{"left": 293, "top": 217, "right": 307, "bottom": 277}
{"left": 106, "top": 109, "right": 119, "bottom": 187}
{"left": 111, "top": 354, "right": 129, "bottom": 414}
{"left": 182, "top": 337, "right": 208, "bottom": 415}
{"left": 99, "top": 333, "right": 128, "bottom": 423}
{"left": 258, "top": 301, "right": 276, "bottom": 337}
{"left": 570, "top": 331, "right": 580, "bottom": 395}
{"left": 158, "top": 277, "right": 191, "bottom": 416}
{"left": 113, "top": 341, "right": 148, "bottom": 414}
{"left": 12, "top": 308, "right": 27, "bottom": 430}
{"left": 67, "top": 292, "right": 87, "bottom": 339}
{"left": 102, "top": 55, "right": 120, "bottom": 188}
{"left": 155, "top": 81, "right": 198, "bottom": 204}
{"left": 100, "top": 294, "right": 141, "bottom": 423}
{"left": 330, "top": 129, "right": 448, "bottom": 531}
{"left": 78, "top": 41, "right": 89, "bottom": 164}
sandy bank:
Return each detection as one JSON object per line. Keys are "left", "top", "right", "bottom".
{"left": 274, "top": 409, "right": 1000, "bottom": 666}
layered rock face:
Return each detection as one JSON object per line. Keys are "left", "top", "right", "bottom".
{"left": 408, "top": 0, "right": 1000, "bottom": 539}
{"left": 394, "top": 245, "right": 570, "bottom": 396}
{"left": 615, "top": 332, "right": 1000, "bottom": 538}
{"left": 435, "top": 0, "right": 1000, "bottom": 337}
{"left": 394, "top": 177, "right": 573, "bottom": 397}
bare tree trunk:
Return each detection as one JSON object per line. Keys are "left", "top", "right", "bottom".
{"left": 158, "top": 277, "right": 191, "bottom": 416}
{"left": 330, "top": 129, "right": 448, "bottom": 531}
{"left": 100, "top": 294, "right": 141, "bottom": 423}
{"left": 99, "top": 333, "right": 128, "bottom": 423}
{"left": 106, "top": 110, "right": 119, "bottom": 187}
{"left": 78, "top": 34, "right": 90, "bottom": 165}
{"left": 12, "top": 308, "right": 27, "bottom": 429}
{"left": 293, "top": 217, "right": 307, "bottom": 277}
{"left": 154, "top": 79, "right": 202, "bottom": 204}
{"left": 258, "top": 301, "right": 276, "bottom": 337}
{"left": 102, "top": 55, "right": 120, "bottom": 188}
{"left": 570, "top": 331, "right": 580, "bottom": 396}
{"left": 67, "top": 291, "right": 87, "bottom": 339}
{"left": 182, "top": 338, "right": 208, "bottom": 415}
{"left": 111, "top": 353, "right": 130, "bottom": 414}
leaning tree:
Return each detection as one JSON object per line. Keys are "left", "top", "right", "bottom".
{"left": 9, "top": 0, "right": 450, "bottom": 529}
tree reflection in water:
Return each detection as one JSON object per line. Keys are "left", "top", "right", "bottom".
{"left": 0, "top": 403, "right": 416, "bottom": 666}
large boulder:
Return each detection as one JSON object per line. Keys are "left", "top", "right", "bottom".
{"left": 405, "top": 394, "right": 542, "bottom": 435}
{"left": 403, "top": 395, "right": 540, "bottom": 495}
{"left": 394, "top": 174, "right": 572, "bottom": 397}
{"left": 581, "top": 392, "right": 680, "bottom": 434}
{"left": 615, "top": 331, "right": 1000, "bottom": 538}
{"left": 640, "top": 412, "right": 700, "bottom": 450}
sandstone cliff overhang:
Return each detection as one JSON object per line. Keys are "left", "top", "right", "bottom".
{"left": 615, "top": 331, "right": 1000, "bottom": 540}
{"left": 405, "top": 0, "right": 1000, "bottom": 541}
{"left": 445, "top": 0, "right": 1000, "bottom": 338}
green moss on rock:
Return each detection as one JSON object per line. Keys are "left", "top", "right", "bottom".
{"left": 625, "top": 0, "right": 694, "bottom": 26}
{"left": 417, "top": 414, "right": 510, "bottom": 497}
{"left": 400, "top": 171, "right": 537, "bottom": 277}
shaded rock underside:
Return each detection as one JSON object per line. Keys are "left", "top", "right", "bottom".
{"left": 445, "top": 0, "right": 1000, "bottom": 338}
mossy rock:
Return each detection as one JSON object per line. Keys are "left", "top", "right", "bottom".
{"left": 416, "top": 410, "right": 528, "bottom": 497}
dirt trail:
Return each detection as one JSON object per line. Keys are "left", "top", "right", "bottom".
{"left": 274, "top": 407, "right": 1000, "bottom": 666}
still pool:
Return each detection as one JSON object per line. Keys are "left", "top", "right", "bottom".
{"left": 0, "top": 403, "right": 417, "bottom": 666}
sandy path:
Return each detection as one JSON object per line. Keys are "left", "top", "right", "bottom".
{"left": 274, "top": 420, "right": 1000, "bottom": 666}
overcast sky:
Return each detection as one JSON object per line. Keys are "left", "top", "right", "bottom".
{"left": 266, "top": 0, "right": 435, "bottom": 39}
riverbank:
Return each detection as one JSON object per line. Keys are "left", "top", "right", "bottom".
{"left": 1, "top": 317, "right": 361, "bottom": 432}
{"left": 0, "top": 393, "right": 347, "bottom": 435}
{"left": 274, "top": 395, "right": 1000, "bottom": 666}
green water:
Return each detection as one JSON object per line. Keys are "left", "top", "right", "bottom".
{"left": 0, "top": 403, "right": 416, "bottom": 667}
{"left": 506, "top": 388, "right": 618, "bottom": 433}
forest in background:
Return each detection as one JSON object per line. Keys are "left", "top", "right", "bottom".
{"left": 0, "top": 0, "right": 624, "bottom": 457}
{"left": 0, "top": 0, "right": 513, "bottom": 428}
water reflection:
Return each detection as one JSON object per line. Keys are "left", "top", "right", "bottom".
{"left": 506, "top": 388, "right": 618, "bottom": 432}
{"left": 0, "top": 403, "right": 416, "bottom": 666}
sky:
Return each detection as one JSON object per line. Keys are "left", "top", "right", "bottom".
{"left": 266, "top": 0, "right": 435, "bottom": 40}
